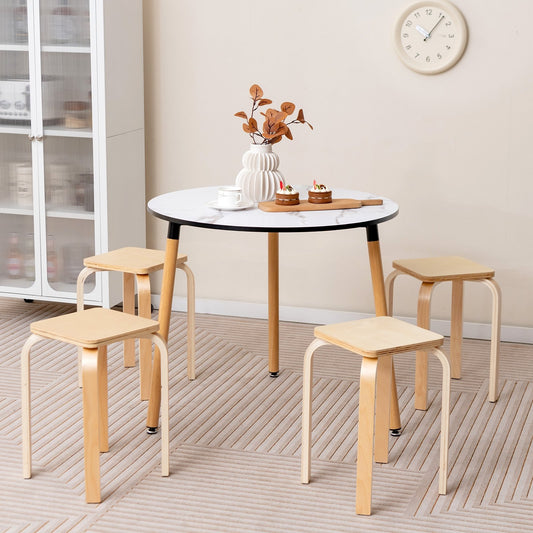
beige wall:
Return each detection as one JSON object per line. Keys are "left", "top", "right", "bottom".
{"left": 142, "top": 1, "right": 533, "bottom": 330}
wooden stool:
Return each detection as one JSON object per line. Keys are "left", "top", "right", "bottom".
{"left": 77, "top": 247, "right": 195, "bottom": 399}
{"left": 21, "top": 307, "right": 170, "bottom": 503}
{"left": 301, "top": 316, "right": 450, "bottom": 516}
{"left": 385, "top": 256, "right": 501, "bottom": 408}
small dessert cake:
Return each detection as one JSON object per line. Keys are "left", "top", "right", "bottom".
{"left": 275, "top": 182, "right": 300, "bottom": 206}
{"left": 308, "top": 180, "right": 332, "bottom": 204}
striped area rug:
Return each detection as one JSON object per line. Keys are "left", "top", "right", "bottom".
{"left": 1, "top": 298, "right": 532, "bottom": 532}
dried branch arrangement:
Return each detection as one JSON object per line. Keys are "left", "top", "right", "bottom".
{"left": 234, "top": 84, "right": 313, "bottom": 145}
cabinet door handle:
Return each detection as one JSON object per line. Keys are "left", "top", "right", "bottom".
{"left": 35, "top": 135, "right": 43, "bottom": 141}
{"left": 28, "top": 134, "right": 35, "bottom": 141}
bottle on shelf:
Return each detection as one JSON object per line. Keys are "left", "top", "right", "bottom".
{"left": 49, "top": 0, "right": 77, "bottom": 44}
{"left": 47, "top": 234, "right": 59, "bottom": 283}
{"left": 24, "top": 233, "right": 35, "bottom": 280}
{"left": 7, "top": 232, "right": 23, "bottom": 279}
{"left": 14, "top": 0, "right": 28, "bottom": 44}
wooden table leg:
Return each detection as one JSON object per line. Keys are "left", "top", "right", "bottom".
{"left": 146, "top": 223, "right": 180, "bottom": 432}
{"left": 366, "top": 225, "right": 401, "bottom": 433}
{"left": 268, "top": 233, "right": 279, "bottom": 377}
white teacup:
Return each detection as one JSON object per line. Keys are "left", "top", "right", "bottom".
{"left": 218, "top": 186, "right": 242, "bottom": 207}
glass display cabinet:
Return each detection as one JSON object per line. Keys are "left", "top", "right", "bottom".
{"left": 0, "top": 0, "right": 145, "bottom": 306}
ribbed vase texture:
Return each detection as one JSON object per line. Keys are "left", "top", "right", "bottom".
{"left": 235, "top": 144, "right": 285, "bottom": 202}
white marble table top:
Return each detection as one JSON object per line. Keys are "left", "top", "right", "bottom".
{"left": 147, "top": 186, "right": 399, "bottom": 233}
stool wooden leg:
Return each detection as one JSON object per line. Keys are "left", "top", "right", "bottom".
{"left": 123, "top": 273, "right": 136, "bottom": 368}
{"left": 415, "top": 282, "right": 434, "bottom": 410}
{"left": 480, "top": 278, "right": 502, "bottom": 402}
{"left": 76, "top": 267, "right": 97, "bottom": 388}
{"left": 450, "top": 280, "right": 464, "bottom": 379}
{"left": 356, "top": 356, "right": 379, "bottom": 515}
{"left": 98, "top": 346, "right": 108, "bottom": 453}
{"left": 179, "top": 263, "right": 196, "bottom": 380}
{"left": 82, "top": 347, "right": 101, "bottom": 503}
{"left": 384, "top": 269, "right": 401, "bottom": 317}
{"left": 21, "top": 334, "right": 41, "bottom": 479}
{"left": 301, "top": 338, "right": 327, "bottom": 484}
{"left": 431, "top": 347, "right": 451, "bottom": 495}
{"left": 137, "top": 274, "right": 152, "bottom": 400}
{"left": 374, "top": 355, "right": 392, "bottom": 464}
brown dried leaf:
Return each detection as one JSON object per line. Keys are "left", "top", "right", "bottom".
{"left": 276, "top": 123, "right": 288, "bottom": 136}
{"left": 258, "top": 98, "right": 272, "bottom": 106}
{"left": 265, "top": 108, "right": 279, "bottom": 120}
{"left": 248, "top": 117, "right": 258, "bottom": 132}
{"left": 285, "top": 127, "right": 293, "bottom": 140}
{"left": 270, "top": 135, "right": 283, "bottom": 145}
{"left": 243, "top": 123, "right": 253, "bottom": 133}
{"left": 306, "top": 121, "right": 314, "bottom": 130}
{"left": 274, "top": 111, "right": 288, "bottom": 124}
{"left": 281, "top": 102, "right": 295, "bottom": 115}
{"left": 297, "top": 109, "right": 305, "bottom": 122}
{"left": 249, "top": 84, "right": 264, "bottom": 99}
{"left": 234, "top": 111, "right": 248, "bottom": 120}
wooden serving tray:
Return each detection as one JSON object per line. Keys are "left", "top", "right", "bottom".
{"left": 258, "top": 198, "right": 383, "bottom": 213}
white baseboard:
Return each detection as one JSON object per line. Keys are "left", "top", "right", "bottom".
{"left": 151, "top": 295, "right": 533, "bottom": 345}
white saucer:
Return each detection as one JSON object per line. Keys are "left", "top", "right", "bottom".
{"left": 207, "top": 199, "right": 254, "bottom": 211}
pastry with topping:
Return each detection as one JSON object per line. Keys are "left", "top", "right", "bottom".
{"left": 308, "top": 180, "right": 332, "bottom": 204}
{"left": 275, "top": 181, "right": 300, "bottom": 206}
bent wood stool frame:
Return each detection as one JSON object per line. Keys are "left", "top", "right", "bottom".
{"left": 21, "top": 308, "right": 170, "bottom": 503}
{"left": 300, "top": 316, "right": 451, "bottom": 516}
{"left": 385, "top": 256, "right": 501, "bottom": 409}
{"left": 76, "top": 247, "right": 195, "bottom": 400}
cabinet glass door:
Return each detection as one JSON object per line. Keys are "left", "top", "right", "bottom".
{"left": 0, "top": 1, "right": 38, "bottom": 291}
{"left": 39, "top": 0, "right": 95, "bottom": 295}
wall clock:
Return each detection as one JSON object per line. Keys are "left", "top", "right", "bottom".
{"left": 394, "top": 0, "right": 468, "bottom": 74}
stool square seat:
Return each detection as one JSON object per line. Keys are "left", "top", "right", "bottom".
{"left": 315, "top": 316, "right": 443, "bottom": 358}
{"left": 392, "top": 256, "right": 494, "bottom": 281}
{"left": 83, "top": 246, "right": 187, "bottom": 274}
{"left": 30, "top": 308, "right": 159, "bottom": 348}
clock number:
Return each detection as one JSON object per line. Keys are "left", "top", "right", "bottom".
{"left": 405, "top": 20, "right": 412, "bottom": 27}
{"left": 448, "top": 34, "right": 455, "bottom": 38}
{"left": 406, "top": 44, "right": 412, "bottom": 50}
{"left": 414, "top": 11, "right": 420, "bottom": 18}
{"left": 445, "top": 21, "right": 452, "bottom": 26}
{"left": 446, "top": 44, "right": 451, "bottom": 49}
{"left": 426, "top": 56, "right": 431, "bottom": 62}
{"left": 437, "top": 53, "right": 442, "bottom": 59}
{"left": 403, "top": 33, "right": 409, "bottom": 38}
{"left": 415, "top": 52, "right": 420, "bottom": 58}
{"left": 425, "top": 8, "right": 432, "bottom": 15}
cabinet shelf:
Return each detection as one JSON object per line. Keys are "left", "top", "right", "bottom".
{"left": 47, "top": 207, "right": 94, "bottom": 220}
{"left": 0, "top": 204, "right": 33, "bottom": 216}
{"left": 0, "top": 124, "right": 31, "bottom": 135}
{"left": 0, "top": 43, "right": 29, "bottom": 52}
{"left": 44, "top": 126, "right": 93, "bottom": 138}
{"left": 41, "top": 45, "right": 91, "bottom": 54}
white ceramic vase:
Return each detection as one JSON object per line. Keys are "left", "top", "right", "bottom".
{"left": 235, "top": 143, "right": 285, "bottom": 203}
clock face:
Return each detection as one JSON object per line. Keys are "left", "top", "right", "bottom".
{"left": 394, "top": 1, "right": 468, "bottom": 74}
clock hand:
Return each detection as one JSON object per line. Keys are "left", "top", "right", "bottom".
{"left": 415, "top": 24, "right": 430, "bottom": 38}
{"left": 424, "top": 15, "right": 445, "bottom": 40}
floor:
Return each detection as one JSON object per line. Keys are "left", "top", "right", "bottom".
{"left": 1, "top": 298, "right": 533, "bottom": 532}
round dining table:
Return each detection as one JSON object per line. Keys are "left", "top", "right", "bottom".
{"left": 146, "top": 186, "right": 402, "bottom": 433}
